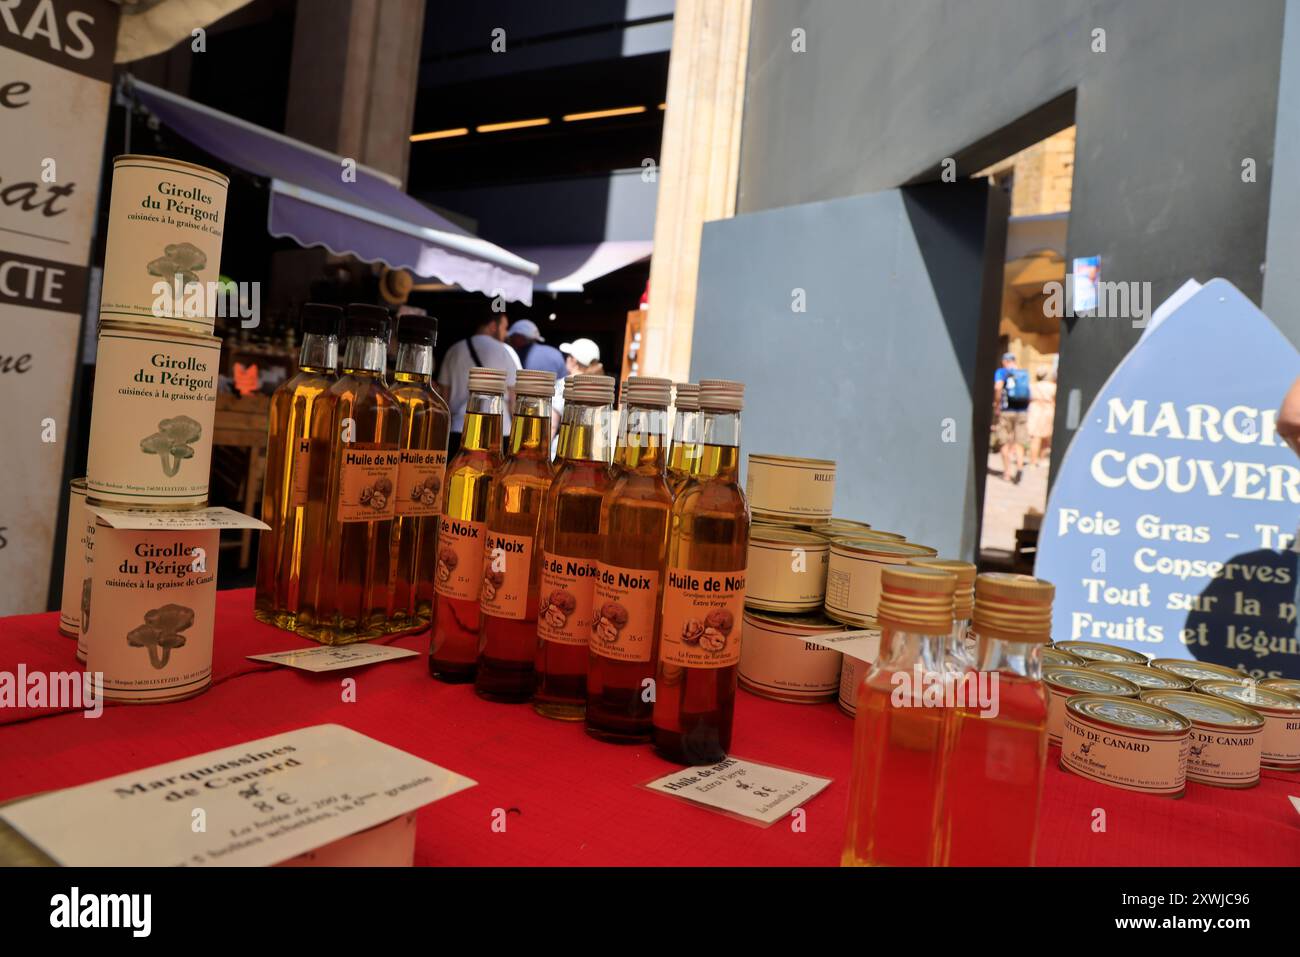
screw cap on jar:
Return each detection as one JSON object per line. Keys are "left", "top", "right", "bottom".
{"left": 699, "top": 379, "right": 744, "bottom": 412}
{"left": 909, "top": 558, "right": 976, "bottom": 620}
{"left": 623, "top": 376, "right": 673, "bottom": 408}
{"left": 515, "top": 369, "right": 557, "bottom": 397}
{"left": 972, "top": 572, "right": 1054, "bottom": 643}
{"left": 674, "top": 382, "right": 700, "bottom": 411}
{"left": 468, "top": 366, "right": 509, "bottom": 395}
{"left": 300, "top": 303, "right": 343, "bottom": 336}
{"left": 877, "top": 565, "right": 958, "bottom": 633}
{"left": 565, "top": 373, "right": 615, "bottom": 404}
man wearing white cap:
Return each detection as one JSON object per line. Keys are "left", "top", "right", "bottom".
{"left": 560, "top": 338, "right": 602, "bottom": 376}
{"left": 438, "top": 313, "right": 520, "bottom": 456}
{"left": 507, "top": 319, "right": 568, "bottom": 380}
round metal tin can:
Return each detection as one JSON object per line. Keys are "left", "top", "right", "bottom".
{"left": 836, "top": 628, "right": 882, "bottom": 717}
{"left": 1043, "top": 665, "right": 1140, "bottom": 744}
{"left": 745, "top": 454, "right": 836, "bottom": 524}
{"left": 1194, "top": 680, "right": 1300, "bottom": 770}
{"left": 86, "top": 322, "right": 219, "bottom": 508}
{"left": 1139, "top": 690, "right": 1264, "bottom": 788}
{"left": 99, "top": 155, "right": 228, "bottom": 334}
{"left": 1060, "top": 694, "right": 1192, "bottom": 797}
{"left": 1053, "top": 640, "right": 1150, "bottom": 664}
{"left": 1260, "top": 678, "right": 1300, "bottom": 701}
{"left": 57, "top": 479, "right": 89, "bottom": 639}
{"left": 810, "top": 524, "right": 905, "bottom": 542}
{"left": 1087, "top": 661, "right": 1191, "bottom": 691}
{"left": 1042, "top": 646, "right": 1085, "bottom": 668}
{"left": 1149, "top": 658, "right": 1249, "bottom": 684}
{"left": 823, "top": 538, "right": 937, "bottom": 628}
{"left": 738, "top": 609, "right": 845, "bottom": 703}
{"left": 84, "top": 518, "right": 219, "bottom": 703}
{"left": 745, "top": 527, "right": 830, "bottom": 612}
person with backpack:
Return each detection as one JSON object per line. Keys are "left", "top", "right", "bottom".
{"left": 994, "top": 352, "right": 1031, "bottom": 484}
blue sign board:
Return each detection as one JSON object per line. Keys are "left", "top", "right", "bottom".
{"left": 1036, "top": 279, "right": 1300, "bottom": 679}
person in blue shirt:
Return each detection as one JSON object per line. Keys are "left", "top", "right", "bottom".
{"left": 507, "top": 319, "right": 568, "bottom": 379}
{"left": 994, "top": 352, "right": 1031, "bottom": 484}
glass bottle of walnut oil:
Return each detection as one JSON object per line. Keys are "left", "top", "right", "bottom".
{"left": 296, "top": 304, "right": 402, "bottom": 644}
{"left": 841, "top": 565, "right": 957, "bottom": 866}
{"left": 475, "top": 370, "right": 556, "bottom": 701}
{"left": 586, "top": 376, "right": 675, "bottom": 742}
{"left": 933, "top": 573, "right": 1053, "bottom": 866}
{"left": 386, "top": 313, "right": 450, "bottom": 632}
{"left": 534, "top": 374, "right": 616, "bottom": 720}
{"left": 254, "top": 303, "right": 341, "bottom": 628}
{"left": 429, "top": 367, "right": 507, "bottom": 682}
{"left": 910, "top": 557, "right": 977, "bottom": 667}
{"left": 666, "top": 382, "right": 701, "bottom": 494}
{"left": 653, "top": 380, "right": 750, "bottom": 765}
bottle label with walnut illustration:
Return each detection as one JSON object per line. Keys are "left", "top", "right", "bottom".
{"left": 659, "top": 569, "right": 747, "bottom": 669}
{"left": 590, "top": 563, "right": 660, "bottom": 663}
{"left": 336, "top": 446, "right": 400, "bottom": 522}
{"left": 538, "top": 554, "right": 599, "bottom": 646}
{"left": 395, "top": 449, "right": 447, "bottom": 518}
{"left": 479, "top": 531, "right": 534, "bottom": 620}
{"left": 433, "top": 516, "right": 487, "bottom": 602}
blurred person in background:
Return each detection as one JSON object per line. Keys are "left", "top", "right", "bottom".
{"left": 993, "top": 352, "right": 1031, "bottom": 484}
{"left": 507, "top": 319, "right": 568, "bottom": 379}
{"left": 1028, "top": 366, "right": 1057, "bottom": 468}
{"left": 438, "top": 312, "right": 519, "bottom": 456}
{"left": 560, "top": 338, "right": 603, "bottom": 378}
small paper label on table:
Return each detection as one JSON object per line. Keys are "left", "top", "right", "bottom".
{"left": 645, "top": 757, "right": 832, "bottom": 826}
{"left": 802, "top": 628, "right": 881, "bottom": 662}
{"left": 0, "top": 724, "right": 475, "bottom": 866}
{"left": 247, "top": 644, "right": 418, "bottom": 672}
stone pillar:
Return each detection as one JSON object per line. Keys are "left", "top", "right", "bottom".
{"left": 642, "top": 0, "right": 752, "bottom": 382}
{"left": 284, "top": 0, "right": 426, "bottom": 184}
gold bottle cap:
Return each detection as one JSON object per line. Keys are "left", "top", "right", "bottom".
{"left": 623, "top": 375, "right": 672, "bottom": 408}
{"left": 565, "top": 373, "right": 615, "bottom": 405}
{"left": 674, "top": 382, "right": 700, "bottom": 411}
{"left": 972, "top": 572, "right": 1054, "bottom": 643}
{"left": 468, "top": 366, "right": 508, "bottom": 395}
{"left": 699, "top": 379, "right": 745, "bottom": 411}
{"left": 877, "top": 565, "right": 958, "bottom": 633}
{"left": 908, "top": 558, "right": 976, "bottom": 620}
{"left": 514, "top": 369, "right": 557, "bottom": 397}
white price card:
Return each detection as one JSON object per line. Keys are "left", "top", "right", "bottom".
{"left": 645, "top": 757, "right": 832, "bottom": 826}
{"left": 0, "top": 724, "right": 475, "bottom": 866}
{"left": 247, "top": 644, "right": 419, "bottom": 673}
{"left": 802, "top": 628, "right": 881, "bottom": 663}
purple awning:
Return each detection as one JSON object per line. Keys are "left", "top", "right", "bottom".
{"left": 126, "top": 77, "right": 537, "bottom": 304}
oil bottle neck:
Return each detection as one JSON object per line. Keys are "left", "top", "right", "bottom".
{"left": 692, "top": 408, "right": 741, "bottom": 480}
{"left": 342, "top": 336, "right": 387, "bottom": 376}
{"left": 394, "top": 341, "right": 434, "bottom": 381}
{"left": 617, "top": 403, "right": 668, "bottom": 470}
{"left": 559, "top": 401, "right": 614, "bottom": 463}
{"left": 509, "top": 393, "right": 553, "bottom": 457}
{"left": 462, "top": 391, "right": 505, "bottom": 452}
{"left": 299, "top": 332, "right": 338, "bottom": 373}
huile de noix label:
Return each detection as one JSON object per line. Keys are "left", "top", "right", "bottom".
{"left": 590, "top": 562, "right": 660, "bottom": 663}
{"left": 479, "top": 531, "right": 534, "bottom": 620}
{"left": 538, "top": 553, "right": 599, "bottom": 646}
{"left": 336, "top": 446, "right": 400, "bottom": 523}
{"left": 395, "top": 449, "right": 447, "bottom": 518}
{"left": 659, "top": 569, "right": 747, "bottom": 669}
{"left": 434, "top": 516, "right": 487, "bottom": 602}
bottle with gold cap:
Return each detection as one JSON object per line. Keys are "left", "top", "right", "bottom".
{"left": 475, "top": 370, "right": 556, "bottom": 701}
{"left": 910, "top": 557, "right": 977, "bottom": 666}
{"left": 429, "top": 367, "right": 507, "bottom": 682}
{"left": 534, "top": 374, "right": 616, "bottom": 720}
{"left": 586, "top": 376, "right": 674, "bottom": 742}
{"left": 666, "top": 382, "right": 701, "bottom": 493}
{"left": 841, "top": 565, "right": 958, "bottom": 866}
{"left": 933, "top": 572, "right": 1053, "bottom": 866}
{"left": 653, "top": 379, "right": 750, "bottom": 765}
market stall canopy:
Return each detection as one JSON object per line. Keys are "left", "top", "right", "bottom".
{"left": 513, "top": 241, "right": 654, "bottom": 293}
{"left": 125, "top": 77, "right": 538, "bottom": 304}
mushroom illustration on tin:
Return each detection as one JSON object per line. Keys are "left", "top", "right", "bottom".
{"left": 435, "top": 545, "right": 458, "bottom": 584}
{"left": 482, "top": 569, "right": 506, "bottom": 603}
{"left": 127, "top": 603, "right": 195, "bottom": 670}
{"left": 699, "top": 609, "right": 735, "bottom": 653}
{"left": 541, "top": 588, "right": 576, "bottom": 630}
{"left": 146, "top": 242, "right": 207, "bottom": 288}
{"left": 141, "top": 415, "right": 203, "bottom": 477}
{"left": 592, "top": 601, "right": 628, "bottom": 644}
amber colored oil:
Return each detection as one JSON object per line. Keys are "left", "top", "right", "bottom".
{"left": 296, "top": 335, "right": 402, "bottom": 644}
{"left": 934, "top": 654, "right": 1048, "bottom": 865}
{"left": 586, "top": 403, "right": 672, "bottom": 742}
{"left": 666, "top": 408, "right": 701, "bottom": 494}
{"left": 841, "top": 629, "right": 950, "bottom": 866}
{"left": 253, "top": 332, "right": 337, "bottom": 628}
{"left": 388, "top": 346, "right": 450, "bottom": 632}
{"left": 652, "top": 437, "right": 749, "bottom": 765}
{"left": 475, "top": 401, "right": 554, "bottom": 702}
{"left": 429, "top": 397, "right": 503, "bottom": 681}
{"left": 534, "top": 400, "right": 614, "bottom": 720}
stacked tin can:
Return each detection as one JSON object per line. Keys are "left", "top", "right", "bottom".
{"left": 59, "top": 155, "right": 234, "bottom": 702}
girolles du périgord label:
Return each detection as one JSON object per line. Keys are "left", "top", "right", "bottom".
{"left": 395, "top": 449, "right": 447, "bottom": 518}
{"left": 659, "top": 568, "right": 747, "bottom": 669}
{"left": 337, "top": 445, "right": 400, "bottom": 523}
{"left": 479, "top": 531, "right": 534, "bottom": 620}
{"left": 538, "top": 553, "right": 599, "bottom": 646}
{"left": 434, "top": 516, "right": 487, "bottom": 602}
{"left": 591, "top": 563, "right": 661, "bottom": 663}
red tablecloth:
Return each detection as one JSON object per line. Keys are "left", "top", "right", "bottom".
{"left": 1, "top": 588, "right": 1297, "bottom": 866}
